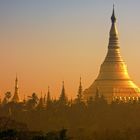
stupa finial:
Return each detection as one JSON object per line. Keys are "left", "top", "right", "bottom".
{"left": 111, "top": 4, "right": 116, "bottom": 23}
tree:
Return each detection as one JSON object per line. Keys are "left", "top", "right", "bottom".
{"left": 59, "top": 129, "right": 71, "bottom": 140}
{"left": 2, "top": 92, "right": 11, "bottom": 105}
{"left": 26, "top": 93, "right": 39, "bottom": 109}
{"left": 37, "top": 95, "right": 45, "bottom": 110}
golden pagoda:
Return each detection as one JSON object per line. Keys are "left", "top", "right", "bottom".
{"left": 84, "top": 6, "right": 140, "bottom": 102}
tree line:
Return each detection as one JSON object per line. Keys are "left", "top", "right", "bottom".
{"left": 1, "top": 82, "right": 140, "bottom": 139}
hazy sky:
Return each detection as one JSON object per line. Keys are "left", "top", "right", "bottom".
{"left": 0, "top": 0, "right": 140, "bottom": 99}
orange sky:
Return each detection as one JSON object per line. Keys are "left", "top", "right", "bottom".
{"left": 0, "top": 0, "right": 140, "bottom": 99}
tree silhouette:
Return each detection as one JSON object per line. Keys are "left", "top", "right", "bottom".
{"left": 2, "top": 92, "right": 11, "bottom": 105}
{"left": 26, "top": 93, "right": 39, "bottom": 110}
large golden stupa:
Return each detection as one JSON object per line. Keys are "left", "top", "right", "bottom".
{"left": 84, "top": 6, "right": 140, "bottom": 102}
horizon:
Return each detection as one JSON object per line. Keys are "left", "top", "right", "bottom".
{"left": 1, "top": 0, "right": 140, "bottom": 99}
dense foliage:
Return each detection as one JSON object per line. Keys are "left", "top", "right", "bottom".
{"left": 1, "top": 90, "right": 140, "bottom": 139}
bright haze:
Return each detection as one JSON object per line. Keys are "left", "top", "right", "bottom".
{"left": 0, "top": 0, "right": 140, "bottom": 99}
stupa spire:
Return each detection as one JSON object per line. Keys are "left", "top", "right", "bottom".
{"left": 47, "top": 86, "right": 51, "bottom": 103}
{"left": 75, "top": 77, "right": 83, "bottom": 102}
{"left": 46, "top": 86, "right": 52, "bottom": 108}
{"left": 111, "top": 4, "right": 116, "bottom": 24}
{"left": 61, "top": 81, "right": 65, "bottom": 97}
{"left": 108, "top": 5, "right": 119, "bottom": 49}
{"left": 12, "top": 75, "right": 20, "bottom": 103}
{"left": 59, "top": 81, "right": 68, "bottom": 105}
{"left": 77, "top": 77, "right": 83, "bottom": 99}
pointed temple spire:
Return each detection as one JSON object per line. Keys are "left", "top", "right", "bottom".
{"left": 59, "top": 81, "right": 68, "bottom": 105}
{"left": 80, "top": 77, "right": 82, "bottom": 87}
{"left": 47, "top": 86, "right": 52, "bottom": 106}
{"left": 47, "top": 86, "right": 50, "bottom": 99}
{"left": 77, "top": 77, "right": 83, "bottom": 101}
{"left": 62, "top": 81, "right": 65, "bottom": 90}
{"left": 79, "top": 77, "right": 82, "bottom": 91}
{"left": 108, "top": 5, "right": 119, "bottom": 49}
{"left": 61, "top": 81, "right": 65, "bottom": 97}
{"left": 12, "top": 75, "right": 20, "bottom": 103}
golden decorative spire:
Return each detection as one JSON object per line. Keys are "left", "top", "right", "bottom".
{"left": 109, "top": 5, "right": 119, "bottom": 49}
{"left": 111, "top": 4, "right": 116, "bottom": 24}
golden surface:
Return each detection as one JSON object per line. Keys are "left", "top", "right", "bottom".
{"left": 84, "top": 8, "right": 140, "bottom": 102}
